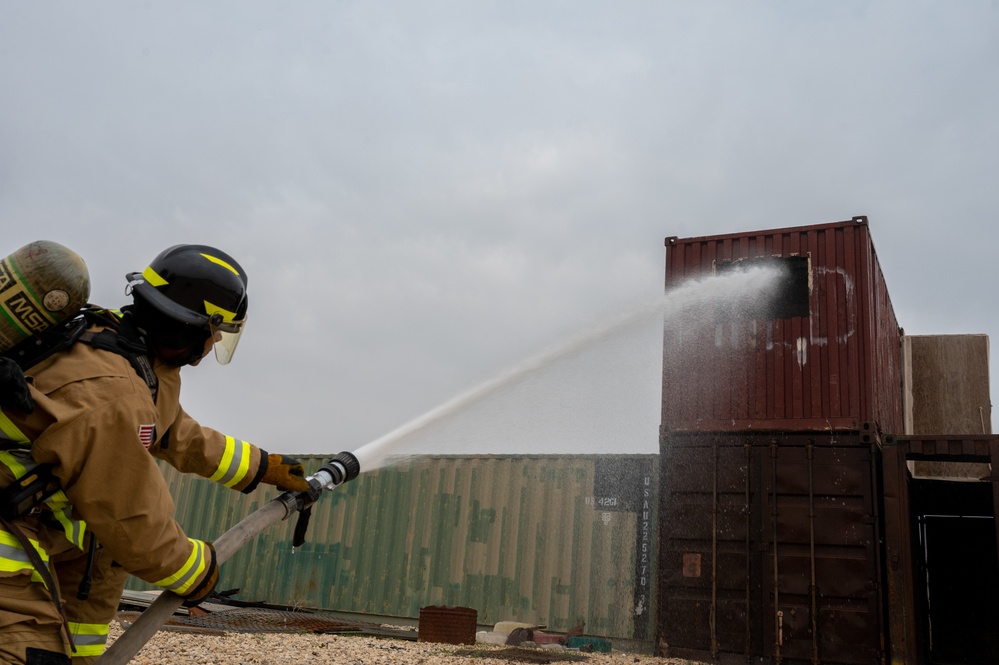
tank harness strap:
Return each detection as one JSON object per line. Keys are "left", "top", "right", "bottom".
{"left": 3, "top": 316, "right": 89, "bottom": 371}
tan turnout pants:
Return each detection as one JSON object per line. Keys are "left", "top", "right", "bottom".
{"left": 0, "top": 520, "right": 127, "bottom": 665}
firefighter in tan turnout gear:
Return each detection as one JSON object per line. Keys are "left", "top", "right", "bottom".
{"left": 0, "top": 245, "right": 310, "bottom": 664}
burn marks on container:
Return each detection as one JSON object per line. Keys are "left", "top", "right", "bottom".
{"left": 714, "top": 255, "right": 810, "bottom": 321}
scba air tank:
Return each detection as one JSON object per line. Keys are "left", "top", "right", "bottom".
{"left": 0, "top": 241, "right": 90, "bottom": 354}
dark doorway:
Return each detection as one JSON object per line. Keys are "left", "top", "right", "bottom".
{"left": 912, "top": 479, "right": 999, "bottom": 665}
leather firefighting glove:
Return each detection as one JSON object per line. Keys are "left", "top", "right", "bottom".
{"left": 182, "top": 542, "right": 219, "bottom": 607}
{"left": 261, "top": 453, "right": 310, "bottom": 492}
{"left": 0, "top": 357, "right": 34, "bottom": 414}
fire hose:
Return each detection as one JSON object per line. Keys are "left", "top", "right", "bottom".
{"left": 97, "top": 451, "right": 361, "bottom": 665}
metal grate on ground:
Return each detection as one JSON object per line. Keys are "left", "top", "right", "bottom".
{"left": 173, "top": 607, "right": 376, "bottom": 634}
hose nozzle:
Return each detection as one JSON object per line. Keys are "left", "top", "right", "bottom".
{"left": 312, "top": 451, "right": 361, "bottom": 491}
{"left": 279, "top": 451, "right": 362, "bottom": 511}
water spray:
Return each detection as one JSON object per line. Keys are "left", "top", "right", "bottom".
{"left": 350, "top": 262, "right": 787, "bottom": 468}
{"left": 98, "top": 451, "right": 362, "bottom": 664}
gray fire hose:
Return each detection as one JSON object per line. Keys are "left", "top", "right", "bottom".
{"left": 97, "top": 452, "right": 360, "bottom": 665}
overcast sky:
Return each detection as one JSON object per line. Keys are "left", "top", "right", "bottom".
{"left": 2, "top": 2, "right": 996, "bottom": 460}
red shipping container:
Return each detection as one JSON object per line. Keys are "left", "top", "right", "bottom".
{"left": 661, "top": 216, "right": 903, "bottom": 435}
{"left": 656, "top": 433, "right": 886, "bottom": 665}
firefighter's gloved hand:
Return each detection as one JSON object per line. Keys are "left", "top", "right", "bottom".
{"left": 182, "top": 542, "right": 219, "bottom": 607}
{"left": 0, "top": 357, "right": 34, "bottom": 414}
{"left": 261, "top": 454, "right": 309, "bottom": 492}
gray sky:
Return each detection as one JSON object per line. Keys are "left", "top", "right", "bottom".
{"left": 2, "top": 1, "right": 996, "bottom": 459}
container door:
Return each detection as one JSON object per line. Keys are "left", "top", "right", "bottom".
{"left": 659, "top": 437, "right": 884, "bottom": 665}
{"left": 761, "top": 443, "right": 884, "bottom": 665}
{"left": 658, "top": 441, "right": 760, "bottom": 661}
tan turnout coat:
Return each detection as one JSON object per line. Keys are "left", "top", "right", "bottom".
{"left": 0, "top": 321, "right": 267, "bottom": 661}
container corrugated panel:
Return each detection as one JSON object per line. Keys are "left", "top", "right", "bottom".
{"left": 127, "top": 454, "right": 657, "bottom": 640}
{"left": 894, "top": 434, "right": 999, "bottom": 459}
{"left": 662, "top": 216, "right": 903, "bottom": 435}
{"left": 657, "top": 432, "right": 884, "bottom": 665}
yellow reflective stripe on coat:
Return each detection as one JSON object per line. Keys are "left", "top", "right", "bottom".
{"left": 154, "top": 538, "right": 208, "bottom": 595}
{"left": 0, "top": 407, "right": 30, "bottom": 445}
{"left": 69, "top": 621, "right": 109, "bottom": 658}
{"left": 0, "top": 447, "right": 32, "bottom": 476}
{"left": 0, "top": 528, "right": 50, "bottom": 586}
{"left": 47, "top": 491, "right": 87, "bottom": 550}
{"left": 0, "top": 450, "right": 88, "bottom": 549}
{"left": 209, "top": 436, "right": 251, "bottom": 488}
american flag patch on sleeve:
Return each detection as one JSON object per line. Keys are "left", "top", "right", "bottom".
{"left": 138, "top": 424, "right": 156, "bottom": 449}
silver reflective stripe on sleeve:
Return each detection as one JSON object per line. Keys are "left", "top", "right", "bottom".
{"left": 0, "top": 540, "right": 33, "bottom": 565}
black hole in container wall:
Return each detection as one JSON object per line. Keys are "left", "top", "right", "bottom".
{"left": 715, "top": 255, "right": 810, "bottom": 320}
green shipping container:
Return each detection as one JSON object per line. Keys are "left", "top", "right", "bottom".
{"left": 128, "top": 454, "right": 657, "bottom": 640}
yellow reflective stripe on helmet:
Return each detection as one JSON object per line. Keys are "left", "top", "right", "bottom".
{"left": 204, "top": 300, "right": 238, "bottom": 323}
{"left": 68, "top": 621, "right": 109, "bottom": 657}
{"left": 0, "top": 528, "right": 50, "bottom": 586}
{"left": 0, "top": 408, "right": 30, "bottom": 445}
{"left": 200, "top": 253, "right": 240, "bottom": 275}
{"left": 209, "top": 436, "right": 251, "bottom": 488}
{"left": 154, "top": 538, "right": 207, "bottom": 595}
{"left": 142, "top": 265, "right": 169, "bottom": 287}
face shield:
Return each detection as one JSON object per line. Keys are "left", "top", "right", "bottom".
{"left": 207, "top": 312, "right": 246, "bottom": 365}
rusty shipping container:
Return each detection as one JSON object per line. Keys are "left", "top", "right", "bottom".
{"left": 662, "top": 216, "right": 903, "bottom": 435}
{"left": 130, "top": 454, "right": 658, "bottom": 641}
{"left": 656, "top": 432, "right": 885, "bottom": 665}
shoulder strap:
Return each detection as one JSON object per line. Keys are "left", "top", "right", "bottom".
{"left": 77, "top": 309, "right": 159, "bottom": 402}
{"left": 3, "top": 306, "right": 159, "bottom": 401}
{"left": 78, "top": 328, "right": 158, "bottom": 401}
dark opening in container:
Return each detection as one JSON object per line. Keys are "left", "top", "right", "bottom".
{"left": 911, "top": 478, "right": 999, "bottom": 663}
{"left": 715, "top": 255, "right": 810, "bottom": 320}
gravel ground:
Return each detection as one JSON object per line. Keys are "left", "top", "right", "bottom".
{"left": 106, "top": 621, "right": 700, "bottom": 665}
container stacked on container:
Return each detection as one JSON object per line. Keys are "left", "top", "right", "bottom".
{"left": 656, "top": 217, "right": 903, "bottom": 665}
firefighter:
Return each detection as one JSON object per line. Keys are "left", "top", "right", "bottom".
{"left": 0, "top": 245, "right": 310, "bottom": 664}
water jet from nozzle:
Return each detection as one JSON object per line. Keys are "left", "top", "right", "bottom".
{"left": 349, "top": 262, "right": 787, "bottom": 469}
